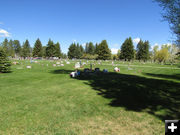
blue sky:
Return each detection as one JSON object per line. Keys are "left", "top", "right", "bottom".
{"left": 0, "top": 0, "right": 172, "bottom": 54}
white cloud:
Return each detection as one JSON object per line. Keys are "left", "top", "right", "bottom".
{"left": 0, "top": 28, "right": 11, "bottom": 37}
{"left": 133, "top": 38, "right": 140, "bottom": 44}
{"left": 111, "top": 48, "right": 119, "bottom": 54}
{"left": 82, "top": 43, "right": 86, "bottom": 47}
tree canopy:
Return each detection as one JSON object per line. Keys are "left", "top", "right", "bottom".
{"left": 154, "top": 0, "right": 180, "bottom": 47}
{"left": 120, "top": 37, "right": 134, "bottom": 61}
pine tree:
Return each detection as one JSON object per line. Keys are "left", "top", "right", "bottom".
{"left": 54, "top": 42, "right": 61, "bottom": 57}
{"left": 68, "top": 43, "right": 76, "bottom": 59}
{"left": 13, "top": 40, "right": 21, "bottom": 57}
{"left": 21, "top": 39, "right": 31, "bottom": 58}
{"left": 120, "top": 37, "right": 134, "bottom": 61}
{"left": 0, "top": 48, "right": 11, "bottom": 73}
{"left": 136, "top": 40, "right": 150, "bottom": 62}
{"left": 8, "top": 40, "right": 15, "bottom": 57}
{"left": 46, "top": 39, "right": 56, "bottom": 57}
{"left": 75, "top": 43, "right": 81, "bottom": 59}
{"left": 136, "top": 39, "right": 144, "bottom": 61}
{"left": 88, "top": 42, "right": 95, "bottom": 54}
{"left": 143, "top": 40, "right": 150, "bottom": 61}
{"left": 97, "top": 40, "right": 111, "bottom": 60}
{"left": 2, "top": 38, "right": 9, "bottom": 55}
{"left": 79, "top": 45, "right": 84, "bottom": 58}
{"left": 33, "top": 38, "right": 43, "bottom": 57}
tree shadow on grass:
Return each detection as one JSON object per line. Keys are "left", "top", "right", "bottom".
{"left": 143, "top": 73, "right": 180, "bottom": 81}
{"left": 50, "top": 69, "right": 74, "bottom": 74}
{"left": 51, "top": 69, "right": 180, "bottom": 121}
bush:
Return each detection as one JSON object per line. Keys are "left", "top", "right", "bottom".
{"left": 0, "top": 48, "right": 11, "bottom": 73}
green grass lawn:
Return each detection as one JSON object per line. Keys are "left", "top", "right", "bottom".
{"left": 0, "top": 60, "right": 180, "bottom": 135}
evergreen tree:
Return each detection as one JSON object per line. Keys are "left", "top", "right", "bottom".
{"left": 46, "top": 39, "right": 56, "bottom": 57}
{"left": 68, "top": 43, "right": 76, "bottom": 59}
{"left": 2, "top": 38, "right": 9, "bottom": 55}
{"left": 79, "top": 45, "right": 84, "bottom": 58}
{"left": 21, "top": 39, "right": 31, "bottom": 58}
{"left": 88, "top": 42, "right": 95, "bottom": 54}
{"left": 8, "top": 39, "right": 15, "bottom": 57}
{"left": 143, "top": 40, "right": 150, "bottom": 61}
{"left": 136, "top": 39, "right": 144, "bottom": 61}
{"left": 0, "top": 48, "right": 11, "bottom": 73}
{"left": 94, "top": 43, "right": 99, "bottom": 54}
{"left": 54, "top": 42, "right": 62, "bottom": 57}
{"left": 97, "top": 40, "right": 111, "bottom": 60}
{"left": 75, "top": 43, "right": 81, "bottom": 59}
{"left": 13, "top": 40, "right": 21, "bottom": 57}
{"left": 120, "top": 37, "right": 134, "bottom": 61}
{"left": 33, "top": 38, "right": 43, "bottom": 57}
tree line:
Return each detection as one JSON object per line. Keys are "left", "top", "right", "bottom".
{"left": 0, "top": 38, "right": 67, "bottom": 59}
{"left": 0, "top": 37, "right": 179, "bottom": 63}
{"left": 68, "top": 40, "right": 111, "bottom": 60}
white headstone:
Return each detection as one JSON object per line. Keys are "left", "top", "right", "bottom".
{"left": 75, "top": 62, "right": 80, "bottom": 68}
{"left": 27, "top": 66, "right": 31, "bottom": 69}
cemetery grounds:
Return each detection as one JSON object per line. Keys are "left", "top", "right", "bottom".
{"left": 0, "top": 59, "right": 180, "bottom": 135}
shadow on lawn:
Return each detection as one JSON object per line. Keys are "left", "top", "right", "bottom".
{"left": 144, "top": 73, "right": 180, "bottom": 81}
{"left": 52, "top": 69, "right": 180, "bottom": 121}
{"left": 51, "top": 69, "right": 73, "bottom": 74}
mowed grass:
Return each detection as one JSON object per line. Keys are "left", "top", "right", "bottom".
{"left": 0, "top": 60, "right": 180, "bottom": 135}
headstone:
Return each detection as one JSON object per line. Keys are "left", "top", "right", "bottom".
{"left": 53, "top": 64, "right": 56, "bottom": 67}
{"left": 56, "top": 62, "right": 60, "bottom": 64}
{"left": 27, "top": 66, "right": 31, "bottom": 69}
{"left": 66, "top": 61, "right": 70, "bottom": 64}
{"left": 61, "top": 64, "right": 64, "bottom": 66}
{"left": 75, "top": 62, "right": 80, "bottom": 69}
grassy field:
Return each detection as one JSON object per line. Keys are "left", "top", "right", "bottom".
{"left": 0, "top": 60, "right": 180, "bottom": 135}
